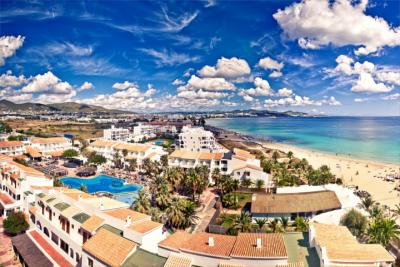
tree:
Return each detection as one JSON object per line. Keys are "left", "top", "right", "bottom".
{"left": 340, "top": 208, "right": 368, "bottom": 237}
{"left": 255, "top": 218, "right": 268, "bottom": 230}
{"left": 287, "top": 151, "right": 294, "bottom": 160}
{"left": 112, "top": 152, "right": 123, "bottom": 169}
{"left": 0, "top": 122, "right": 12, "bottom": 134}
{"left": 222, "top": 193, "right": 239, "bottom": 209}
{"left": 294, "top": 217, "right": 308, "bottom": 232}
{"left": 232, "top": 212, "right": 252, "bottom": 233}
{"left": 122, "top": 149, "right": 128, "bottom": 158}
{"left": 255, "top": 179, "right": 265, "bottom": 190}
{"left": 53, "top": 179, "right": 63, "bottom": 187}
{"left": 279, "top": 217, "right": 289, "bottom": 232}
{"left": 268, "top": 218, "right": 282, "bottom": 233}
{"left": 166, "top": 197, "right": 185, "bottom": 228}
{"left": 393, "top": 204, "right": 400, "bottom": 218}
{"left": 361, "top": 197, "right": 375, "bottom": 212}
{"left": 3, "top": 211, "right": 29, "bottom": 235}
{"left": 367, "top": 217, "right": 400, "bottom": 247}
{"left": 88, "top": 153, "right": 106, "bottom": 165}
{"left": 80, "top": 184, "right": 88, "bottom": 193}
{"left": 241, "top": 178, "right": 252, "bottom": 188}
{"left": 131, "top": 190, "right": 151, "bottom": 214}
{"left": 182, "top": 199, "right": 199, "bottom": 227}
{"left": 127, "top": 159, "right": 137, "bottom": 172}
{"left": 160, "top": 154, "right": 169, "bottom": 168}
{"left": 261, "top": 159, "right": 273, "bottom": 173}
{"left": 62, "top": 149, "right": 79, "bottom": 158}
{"left": 8, "top": 135, "right": 25, "bottom": 141}
{"left": 272, "top": 151, "right": 279, "bottom": 163}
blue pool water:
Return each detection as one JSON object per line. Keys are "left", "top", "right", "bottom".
{"left": 60, "top": 174, "right": 142, "bottom": 204}
{"left": 154, "top": 140, "right": 164, "bottom": 145}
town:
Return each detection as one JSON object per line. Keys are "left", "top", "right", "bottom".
{"left": 0, "top": 115, "right": 398, "bottom": 267}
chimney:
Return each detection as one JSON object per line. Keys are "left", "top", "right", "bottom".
{"left": 252, "top": 194, "right": 257, "bottom": 201}
{"left": 256, "top": 238, "right": 262, "bottom": 248}
{"left": 208, "top": 237, "right": 214, "bottom": 247}
{"left": 125, "top": 215, "right": 132, "bottom": 227}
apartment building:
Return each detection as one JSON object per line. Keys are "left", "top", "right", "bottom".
{"left": 88, "top": 139, "right": 167, "bottom": 166}
{"left": 0, "top": 141, "right": 26, "bottom": 156}
{"left": 19, "top": 187, "right": 165, "bottom": 266}
{"left": 178, "top": 126, "right": 222, "bottom": 152}
{"left": 0, "top": 155, "right": 52, "bottom": 217}
{"left": 309, "top": 223, "right": 395, "bottom": 266}
{"left": 30, "top": 137, "right": 73, "bottom": 156}
{"left": 132, "top": 123, "right": 157, "bottom": 142}
{"left": 169, "top": 148, "right": 269, "bottom": 186}
{"left": 103, "top": 125, "right": 131, "bottom": 142}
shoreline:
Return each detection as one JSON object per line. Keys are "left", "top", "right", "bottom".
{"left": 207, "top": 124, "right": 400, "bottom": 209}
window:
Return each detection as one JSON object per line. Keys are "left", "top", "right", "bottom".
{"left": 88, "top": 258, "right": 94, "bottom": 267}
{"left": 60, "top": 239, "right": 69, "bottom": 254}
{"left": 51, "top": 232, "right": 59, "bottom": 244}
{"left": 70, "top": 248, "right": 74, "bottom": 258}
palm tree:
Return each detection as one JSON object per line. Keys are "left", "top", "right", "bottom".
{"left": 272, "top": 151, "right": 279, "bottom": 163}
{"left": 369, "top": 205, "right": 383, "bottom": 219}
{"left": 287, "top": 151, "right": 293, "bottom": 160}
{"left": 393, "top": 204, "right": 400, "bottom": 217}
{"left": 166, "top": 197, "right": 185, "bottom": 228}
{"left": 212, "top": 168, "right": 221, "bottom": 184}
{"left": 279, "top": 217, "right": 289, "bottom": 232}
{"left": 232, "top": 212, "right": 252, "bottom": 233}
{"left": 255, "top": 218, "right": 268, "bottom": 231}
{"left": 122, "top": 149, "right": 128, "bottom": 158}
{"left": 182, "top": 199, "right": 199, "bottom": 227}
{"left": 361, "top": 197, "right": 375, "bottom": 211}
{"left": 127, "top": 158, "right": 137, "bottom": 172}
{"left": 294, "top": 217, "right": 308, "bottom": 232}
{"left": 131, "top": 190, "right": 151, "bottom": 213}
{"left": 255, "top": 179, "right": 265, "bottom": 190}
{"left": 268, "top": 218, "right": 282, "bottom": 233}
{"left": 367, "top": 217, "right": 400, "bottom": 247}
{"left": 160, "top": 154, "right": 168, "bottom": 168}
{"left": 241, "top": 178, "right": 252, "bottom": 188}
{"left": 113, "top": 152, "right": 122, "bottom": 169}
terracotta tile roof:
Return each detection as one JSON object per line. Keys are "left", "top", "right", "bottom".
{"left": 63, "top": 191, "right": 96, "bottom": 201}
{"left": 145, "top": 152, "right": 158, "bottom": 159}
{"left": 29, "top": 230, "right": 73, "bottom": 267}
{"left": 31, "top": 137, "right": 70, "bottom": 144}
{"left": 180, "top": 232, "right": 236, "bottom": 258}
{"left": 8, "top": 161, "right": 44, "bottom": 176}
{"left": 311, "top": 223, "right": 395, "bottom": 262}
{"left": 233, "top": 148, "right": 255, "bottom": 159}
{"left": 29, "top": 206, "right": 37, "bottom": 214}
{"left": 89, "top": 139, "right": 118, "bottom": 148}
{"left": 81, "top": 215, "right": 105, "bottom": 233}
{"left": 276, "top": 263, "right": 304, "bottom": 267}
{"left": 232, "top": 164, "right": 263, "bottom": 172}
{"left": 115, "top": 143, "right": 150, "bottom": 152}
{"left": 164, "top": 253, "right": 192, "bottom": 267}
{"left": 159, "top": 231, "right": 192, "bottom": 252}
{"left": 219, "top": 261, "right": 245, "bottom": 267}
{"left": 129, "top": 220, "right": 162, "bottom": 234}
{"left": 0, "top": 141, "right": 24, "bottom": 147}
{"left": 45, "top": 151, "right": 64, "bottom": 157}
{"left": 230, "top": 233, "right": 287, "bottom": 259}
{"left": 251, "top": 191, "right": 341, "bottom": 214}
{"left": 83, "top": 228, "right": 136, "bottom": 267}
{"left": 0, "top": 192, "right": 14, "bottom": 205}
{"left": 103, "top": 208, "right": 149, "bottom": 222}
{"left": 26, "top": 147, "right": 41, "bottom": 158}
{"left": 169, "top": 150, "right": 223, "bottom": 161}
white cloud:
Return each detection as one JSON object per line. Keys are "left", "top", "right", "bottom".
{"left": 222, "top": 101, "right": 239, "bottom": 107}
{"left": 273, "top": 0, "right": 400, "bottom": 55}
{"left": 204, "top": 0, "right": 217, "bottom": 8}
{"left": 0, "top": 70, "right": 27, "bottom": 88}
{"left": 276, "top": 88, "right": 293, "bottom": 97}
{"left": 242, "top": 94, "right": 254, "bottom": 102}
{"left": 198, "top": 57, "right": 251, "bottom": 78}
{"left": 258, "top": 57, "right": 283, "bottom": 71}
{"left": 172, "top": 79, "right": 185, "bottom": 86}
{"left": 112, "top": 81, "right": 139, "bottom": 90}
{"left": 354, "top": 97, "right": 368, "bottom": 102}
{"left": 334, "top": 55, "right": 354, "bottom": 75}
{"left": 183, "top": 68, "right": 194, "bottom": 77}
{"left": 139, "top": 48, "right": 200, "bottom": 66}
{"left": 264, "top": 94, "right": 341, "bottom": 108}
{"left": 382, "top": 93, "right": 400, "bottom": 100}
{"left": 269, "top": 71, "right": 282, "bottom": 78}
{"left": 158, "top": 7, "right": 198, "bottom": 32}
{"left": 78, "top": 81, "right": 94, "bottom": 91}
{"left": 177, "top": 89, "right": 228, "bottom": 99}
{"left": 181, "top": 75, "right": 236, "bottom": 91}
{"left": 45, "top": 42, "right": 93, "bottom": 56}
{"left": 21, "top": 71, "right": 74, "bottom": 94}
{"left": 376, "top": 71, "right": 400, "bottom": 85}
{"left": 0, "top": 35, "right": 25, "bottom": 66}
{"left": 352, "top": 72, "right": 392, "bottom": 93}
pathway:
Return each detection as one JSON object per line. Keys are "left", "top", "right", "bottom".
{"left": 194, "top": 188, "right": 218, "bottom": 232}
{"left": 0, "top": 218, "right": 21, "bottom": 267}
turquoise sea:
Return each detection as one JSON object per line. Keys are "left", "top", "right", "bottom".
{"left": 207, "top": 117, "right": 400, "bottom": 164}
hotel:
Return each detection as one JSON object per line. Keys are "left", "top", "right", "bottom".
{"left": 103, "top": 125, "right": 131, "bottom": 142}
{"left": 178, "top": 126, "right": 224, "bottom": 153}
{"left": 30, "top": 137, "right": 73, "bottom": 157}
{"left": 0, "top": 141, "right": 26, "bottom": 156}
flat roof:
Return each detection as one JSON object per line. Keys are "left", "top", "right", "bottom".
{"left": 251, "top": 191, "right": 341, "bottom": 214}
{"left": 169, "top": 150, "right": 223, "bottom": 161}
{"left": 164, "top": 253, "right": 192, "bottom": 267}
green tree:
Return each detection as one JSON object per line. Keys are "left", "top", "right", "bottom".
{"left": 272, "top": 151, "right": 279, "bottom": 163}
{"left": 127, "top": 159, "right": 137, "bottom": 172}
{"left": 0, "top": 122, "right": 12, "bottom": 133}
{"left": 367, "top": 217, "right": 400, "bottom": 247}
{"left": 255, "top": 218, "right": 268, "bottom": 230}
{"left": 255, "top": 179, "right": 265, "bottom": 190}
{"left": 361, "top": 197, "right": 375, "bottom": 212}
{"left": 80, "top": 184, "right": 88, "bottom": 193}
{"left": 222, "top": 193, "right": 239, "bottom": 209}
{"left": 112, "top": 152, "right": 123, "bottom": 169}
{"left": 182, "top": 199, "right": 199, "bottom": 228}
{"left": 160, "top": 154, "right": 169, "bottom": 168}
{"left": 131, "top": 190, "right": 151, "bottom": 214}
{"left": 279, "top": 217, "right": 289, "bottom": 232}
{"left": 3, "top": 211, "right": 29, "bottom": 235}
{"left": 268, "top": 218, "right": 282, "bottom": 233}
{"left": 62, "top": 149, "right": 79, "bottom": 158}
{"left": 340, "top": 208, "right": 368, "bottom": 237}
{"left": 122, "top": 149, "right": 128, "bottom": 158}
{"left": 241, "top": 178, "right": 252, "bottom": 188}
{"left": 88, "top": 153, "right": 106, "bottom": 165}
{"left": 287, "top": 151, "right": 294, "bottom": 160}
{"left": 294, "top": 217, "right": 308, "bottom": 232}
{"left": 166, "top": 197, "right": 185, "bottom": 228}
{"left": 261, "top": 159, "right": 273, "bottom": 173}
{"left": 53, "top": 179, "right": 63, "bottom": 187}
{"left": 232, "top": 212, "right": 252, "bottom": 233}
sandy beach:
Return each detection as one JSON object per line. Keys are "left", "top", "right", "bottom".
{"left": 260, "top": 141, "right": 400, "bottom": 209}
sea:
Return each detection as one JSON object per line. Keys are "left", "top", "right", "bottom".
{"left": 207, "top": 116, "right": 400, "bottom": 165}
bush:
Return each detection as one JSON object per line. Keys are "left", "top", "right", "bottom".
{"left": 62, "top": 149, "right": 79, "bottom": 158}
{"left": 3, "top": 211, "right": 29, "bottom": 235}
{"left": 340, "top": 208, "right": 367, "bottom": 237}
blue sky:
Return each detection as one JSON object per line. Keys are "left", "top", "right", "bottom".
{"left": 0, "top": 0, "right": 399, "bottom": 115}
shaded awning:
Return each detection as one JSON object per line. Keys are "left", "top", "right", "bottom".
{"left": 11, "top": 233, "right": 53, "bottom": 267}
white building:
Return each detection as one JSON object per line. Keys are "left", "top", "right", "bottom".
{"left": 169, "top": 148, "right": 269, "bottom": 186}
{"left": 88, "top": 139, "right": 167, "bottom": 166}
{"left": 103, "top": 125, "right": 131, "bottom": 142}
{"left": 30, "top": 137, "right": 73, "bottom": 157}
{"left": 178, "top": 126, "right": 222, "bottom": 152}
{"left": 309, "top": 223, "right": 395, "bottom": 267}
{"left": 20, "top": 187, "right": 165, "bottom": 266}
{"left": 0, "top": 154, "right": 52, "bottom": 217}
{"left": 132, "top": 123, "right": 157, "bottom": 142}
{"left": 0, "top": 141, "right": 26, "bottom": 156}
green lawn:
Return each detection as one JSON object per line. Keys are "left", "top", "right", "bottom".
{"left": 284, "top": 232, "right": 320, "bottom": 267}
{"left": 223, "top": 192, "right": 252, "bottom": 210}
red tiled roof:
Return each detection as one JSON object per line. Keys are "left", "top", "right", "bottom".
{"left": 0, "top": 141, "right": 23, "bottom": 147}
{"left": 0, "top": 192, "right": 14, "bottom": 205}
{"left": 29, "top": 230, "right": 73, "bottom": 267}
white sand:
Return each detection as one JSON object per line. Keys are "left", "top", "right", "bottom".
{"left": 260, "top": 142, "right": 400, "bottom": 209}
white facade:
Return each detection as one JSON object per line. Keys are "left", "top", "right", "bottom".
{"left": 178, "top": 126, "right": 221, "bottom": 152}
{"left": 0, "top": 155, "right": 52, "bottom": 217}
{"left": 0, "top": 141, "right": 26, "bottom": 156}
{"left": 30, "top": 137, "right": 73, "bottom": 154}
{"left": 103, "top": 125, "right": 131, "bottom": 142}
{"left": 132, "top": 123, "right": 157, "bottom": 142}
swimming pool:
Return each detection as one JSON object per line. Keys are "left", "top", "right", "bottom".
{"left": 60, "top": 174, "right": 142, "bottom": 204}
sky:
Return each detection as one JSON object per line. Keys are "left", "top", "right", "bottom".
{"left": 0, "top": 0, "right": 399, "bottom": 115}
